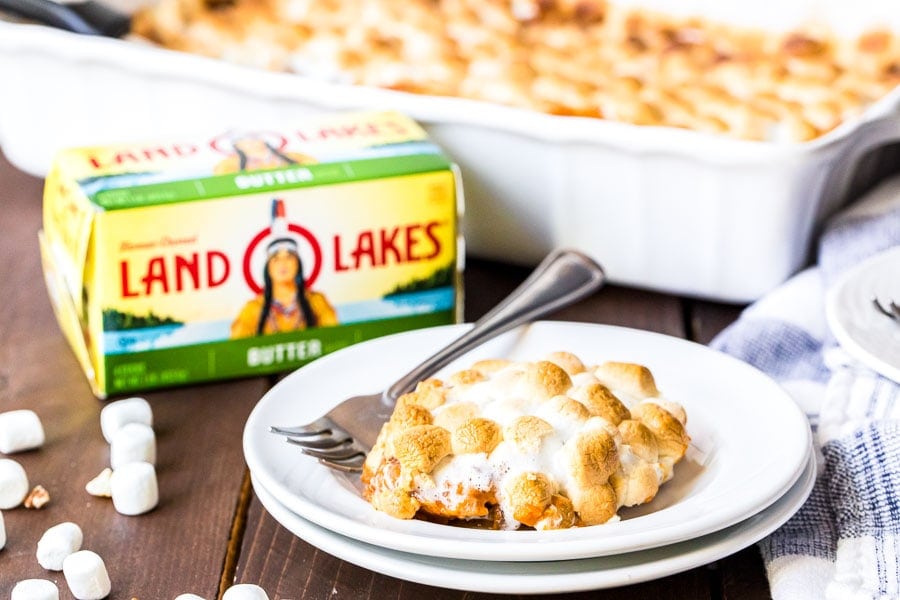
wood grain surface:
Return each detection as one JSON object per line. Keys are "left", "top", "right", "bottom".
{"left": 0, "top": 151, "right": 768, "bottom": 599}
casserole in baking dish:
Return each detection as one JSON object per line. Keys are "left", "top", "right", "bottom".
{"left": 1, "top": 0, "right": 899, "bottom": 301}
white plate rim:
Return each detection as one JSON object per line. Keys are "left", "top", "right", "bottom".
{"left": 826, "top": 245, "right": 900, "bottom": 383}
{"left": 250, "top": 447, "right": 816, "bottom": 594}
{"left": 243, "top": 321, "right": 812, "bottom": 561}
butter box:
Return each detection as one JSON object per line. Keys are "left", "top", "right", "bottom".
{"left": 39, "top": 111, "right": 463, "bottom": 398}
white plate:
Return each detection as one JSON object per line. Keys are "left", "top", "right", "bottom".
{"left": 244, "top": 321, "right": 812, "bottom": 561}
{"left": 250, "top": 447, "right": 815, "bottom": 594}
{"left": 826, "top": 246, "right": 900, "bottom": 383}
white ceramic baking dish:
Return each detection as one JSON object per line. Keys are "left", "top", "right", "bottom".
{"left": 1, "top": 18, "right": 899, "bottom": 302}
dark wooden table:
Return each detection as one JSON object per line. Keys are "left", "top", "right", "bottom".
{"left": 0, "top": 150, "right": 768, "bottom": 599}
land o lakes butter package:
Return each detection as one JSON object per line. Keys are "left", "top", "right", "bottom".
{"left": 39, "top": 111, "right": 463, "bottom": 398}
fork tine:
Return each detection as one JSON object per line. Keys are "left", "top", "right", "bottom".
{"left": 270, "top": 418, "right": 334, "bottom": 437}
{"left": 874, "top": 298, "right": 892, "bottom": 318}
{"left": 300, "top": 441, "right": 367, "bottom": 461}
{"left": 873, "top": 298, "right": 900, "bottom": 321}
{"left": 285, "top": 434, "right": 352, "bottom": 450}
{"left": 301, "top": 447, "right": 366, "bottom": 461}
{"left": 317, "top": 455, "right": 366, "bottom": 473}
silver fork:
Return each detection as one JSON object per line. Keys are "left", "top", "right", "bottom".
{"left": 270, "top": 248, "right": 606, "bottom": 472}
{"left": 874, "top": 297, "right": 900, "bottom": 321}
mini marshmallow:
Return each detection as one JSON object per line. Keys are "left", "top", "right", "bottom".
{"left": 0, "top": 458, "right": 29, "bottom": 509}
{"left": 85, "top": 468, "right": 112, "bottom": 497}
{"left": 110, "top": 461, "right": 158, "bottom": 515}
{"left": 0, "top": 510, "right": 6, "bottom": 550}
{"left": 174, "top": 595, "right": 207, "bottom": 600}
{"left": 110, "top": 423, "right": 156, "bottom": 469}
{"left": 12, "top": 579, "right": 59, "bottom": 600}
{"left": 100, "top": 397, "right": 152, "bottom": 443}
{"left": 37, "top": 521, "right": 83, "bottom": 571}
{"left": 63, "top": 550, "right": 111, "bottom": 600}
{"left": 222, "top": 584, "right": 269, "bottom": 600}
{"left": 0, "top": 409, "right": 45, "bottom": 454}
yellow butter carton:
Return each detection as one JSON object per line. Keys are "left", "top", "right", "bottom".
{"left": 40, "top": 111, "right": 463, "bottom": 398}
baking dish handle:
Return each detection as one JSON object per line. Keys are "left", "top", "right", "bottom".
{"left": 0, "top": 0, "right": 130, "bottom": 37}
{"left": 821, "top": 101, "right": 900, "bottom": 214}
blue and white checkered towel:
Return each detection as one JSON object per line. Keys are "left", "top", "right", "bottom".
{"left": 711, "top": 175, "right": 900, "bottom": 600}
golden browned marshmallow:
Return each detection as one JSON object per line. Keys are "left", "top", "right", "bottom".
{"left": 432, "top": 401, "right": 479, "bottom": 432}
{"left": 545, "top": 351, "right": 586, "bottom": 375}
{"left": 395, "top": 385, "right": 446, "bottom": 412}
{"left": 471, "top": 358, "right": 512, "bottom": 375}
{"left": 504, "top": 415, "right": 554, "bottom": 454}
{"left": 610, "top": 462, "right": 660, "bottom": 507}
{"left": 388, "top": 402, "right": 433, "bottom": 431}
{"left": 448, "top": 368, "right": 487, "bottom": 386}
{"left": 570, "top": 383, "right": 632, "bottom": 425}
{"left": 570, "top": 482, "right": 618, "bottom": 526}
{"left": 368, "top": 480, "right": 421, "bottom": 518}
{"left": 391, "top": 425, "right": 452, "bottom": 473}
{"left": 545, "top": 395, "right": 591, "bottom": 423}
{"left": 554, "top": 0, "right": 606, "bottom": 22}
{"left": 533, "top": 493, "right": 578, "bottom": 530}
{"left": 363, "top": 404, "right": 415, "bottom": 477}
{"left": 632, "top": 402, "right": 690, "bottom": 461}
{"left": 452, "top": 417, "right": 503, "bottom": 454}
{"left": 409, "top": 378, "right": 449, "bottom": 409}
{"left": 525, "top": 360, "right": 573, "bottom": 401}
{"left": 394, "top": 391, "right": 418, "bottom": 410}
{"left": 503, "top": 470, "right": 554, "bottom": 527}
{"left": 643, "top": 398, "right": 687, "bottom": 426}
{"left": 594, "top": 361, "right": 660, "bottom": 398}
{"left": 365, "top": 458, "right": 421, "bottom": 519}
{"left": 617, "top": 419, "right": 659, "bottom": 463}
{"left": 566, "top": 428, "right": 619, "bottom": 487}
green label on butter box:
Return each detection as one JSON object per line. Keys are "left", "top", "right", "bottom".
{"left": 91, "top": 153, "right": 453, "bottom": 209}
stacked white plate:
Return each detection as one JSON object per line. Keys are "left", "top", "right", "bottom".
{"left": 243, "top": 322, "right": 815, "bottom": 594}
{"left": 826, "top": 245, "right": 900, "bottom": 384}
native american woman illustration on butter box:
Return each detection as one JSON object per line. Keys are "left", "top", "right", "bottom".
{"left": 213, "top": 134, "right": 317, "bottom": 174}
{"left": 231, "top": 199, "right": 338, "bottom": 338}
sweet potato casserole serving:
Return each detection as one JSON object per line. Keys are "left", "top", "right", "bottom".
{"left": 360, "top": 352, "right": 690, "bottom": 530}
{"left": 133, "top": 0, "right": 900, "bottom": 142}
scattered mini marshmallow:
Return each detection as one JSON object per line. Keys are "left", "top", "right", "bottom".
{"left": 37, "top": 521, "right": 83, "bottom": 571}
{"left": 174, "top": 595, "right": 207, "bottom": 600}
{"left": 0, "top": 409, "right": 45, "bottom": 454}
{"left": 222, "top": 584, "right": 269, "bottom": 600}
{"left": 0, "top": 510, "right": 5, "bottom": 550}
{"left": 11, "top": 578, "right": 59, "bottom": 600}
{"left": 63, "top": 550, "right": 111, "bottom": 600}
{"left": 85, "top": 468, "right": 113, "bottom": 497}
{"left": 0, "top": 458, "right": 29, "bottom": 509}
{"left": 110, "top": 422, "right": 156, "bottom": 469}
{"left": 25, "top": 484, "right": 50, "bottom": 509}
{"left": 100, "top": 397, "right": 152, "bottom": 444}
{"left": 110, "top": 461, "right": 158, "bottom": 515}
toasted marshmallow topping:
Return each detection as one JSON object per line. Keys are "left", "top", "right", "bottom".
{"left": 362, "top": 352, "right": 690, "bottom": 529}
{"left": 134, "top": 0, "right": 900, "bottom": 143}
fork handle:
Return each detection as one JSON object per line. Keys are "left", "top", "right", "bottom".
{"left": 0, "top": 0, "right": 131, "bottom": 36}
{"left": 383, "top": 248, "right": 606, "bottom": 404}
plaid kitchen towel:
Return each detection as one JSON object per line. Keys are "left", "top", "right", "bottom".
{"left": 711, "top": 175, "right": 900, "bottom": 600}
